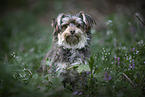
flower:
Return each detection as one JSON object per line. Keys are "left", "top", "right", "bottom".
{"left": 132, "top": 59, "right": 135, "bottom": 69}
{"left": 117, "top": 57, "right": 120, "bottom": 65}
{"left": 132, "top": 59, "right": 134, "bottom": 63}
{"left": 106, "top": 20, "right": 112, "bottom": 25}
{"left": 104, "top": 71, "right": 112, "bottom": 81}
{"left": 73, "top": 91, "right": 82, "bottom": 95}
{"left": 132, "top": 64, "right": 135, "bottom": 69}
{"left": 78, "top": 92, "right": 82, "bottom": 95}
{"left": 114, "top": 43, "right": 116, "bottom": 47}
{"left": 118, "top": 57, "right": 120, "bottom": 61}
{"left": 119, "top": 43, "right": 122, "bottom": 46}
{"left": 114, "top": 56, "right": 116, "bottom": 61}
{"left": 73, "top": 91, "right": 78, "bottom": 95}
{"left": 86, "top": 71, "right": 91, "bottom": 74}
{"left": 132, "top": 47, "right": 135, "bottom": 51}
{"left": 129, "top": 64, "right": 132, "bottom": 69}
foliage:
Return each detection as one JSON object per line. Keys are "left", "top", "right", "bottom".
{"left": 0, "top": 6, "right": 145, "bottom": 97}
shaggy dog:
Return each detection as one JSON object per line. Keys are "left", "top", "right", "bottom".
{"left": 40, "top": 11, "right": 95, "bottom": 91}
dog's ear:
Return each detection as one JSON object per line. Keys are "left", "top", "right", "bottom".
{"left": 52, "top": 13, "right": 65, "bottom": 33}
{"left": 78, "top": 11, "right": 96, "bottom": 30}
{"left": 56, "top": 13, "right": 65, "bottom": 26}
{"left": 51, "top": 18, "right": 58, "bottom": 42}
{"left": 51, "top": 18, "right": 59, "bottom": 34}
{"left": 51, "top": 14, "right": 65, "bottom": 42}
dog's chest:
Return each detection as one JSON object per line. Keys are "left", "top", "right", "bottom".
{"left": 55, "top": 49, "right": 85, "bottom": 75}
{"left": 47, "top": 46, "right": 89, "bottom": 75}
{"left": 59, "top": 48, "right": 84, "bottom": 63}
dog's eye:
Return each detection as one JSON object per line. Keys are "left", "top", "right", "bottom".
{"left": 76, "top": 24, "right": 81, "bottom": 28}
{"left": 62, "top": 25, "right": 68, "bottom": 29}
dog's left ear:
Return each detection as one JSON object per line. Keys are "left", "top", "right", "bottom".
{"left": 78, "top": 11, "right": 96, "bottom": 30}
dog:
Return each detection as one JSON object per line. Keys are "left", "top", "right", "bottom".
{"left": 40, "top": 11, "right": 95, "bottom": 91}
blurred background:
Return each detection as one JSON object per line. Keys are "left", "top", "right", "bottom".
{"left": 0, "top": 0, "right": 145, "bottom": 52}
{"left": 0, "top": 0, "right": 145, "bottom": 96}
{"left": 0, "top": 0, "right": 145, "bottom": 75}
{"left": 0, "top": 0, "right": 145, "bottom": 56}
{"left": 0, "top": 0, "right": 145, "bottom": 74}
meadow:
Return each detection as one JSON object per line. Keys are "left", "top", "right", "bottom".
{"left": 0, "top": 1, "right": 145, "bottom": 97}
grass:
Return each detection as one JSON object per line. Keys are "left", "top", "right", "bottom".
{"left": 0, "top": 9, "right": 145, "bottom": 97}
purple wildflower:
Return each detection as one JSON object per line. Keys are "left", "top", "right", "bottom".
{"left": 104, "top": 71, "right": 112, "bottom": 81}
{"left": 132, "top": 59, "right": 135, "bottom": 69}
{"left": 73, "top": 91, "right": 78, "bottom": 95}
{"left": 132, "top": 59, "right": 135, "bottom": 63}
{"left": 108, "top": 76, "right": 112, "bottom": 80}
{"left": 132, "top": 47, "right": 135, "bottom": 51}
{"left": 114, "top": 56, "right": 116, "bottom": 61}
{"left": 78, "top": 92, "right": 82, "bottom": 95}
{"left": 132, "top": 64, "right": 135, "bottom": 69}
{"left": 118, "top": 57, "right": 120, "bottom": 61}
{"left": 118, "top": 57, "right": 120, "bottom": 65}
{"left": 73, "top": 92, "right": 82, "bottom": 95}
{"left": 86, "top": 71, "right": 91, "bottom": 74}
{"left": 114, "top": 43, "right": 116, "bottom": 47}
{"left": 129, "top": 64, "right": 132, "bottom": 69}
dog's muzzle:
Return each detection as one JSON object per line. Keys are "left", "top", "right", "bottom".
{"left": 70, "top": 29, "right": 75, "bottom": 35}
{"left": 65, "top": 33, "right": 80, "bottom": 45}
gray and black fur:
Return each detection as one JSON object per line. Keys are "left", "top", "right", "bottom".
{"left": 40, "top": 11, "right": 95, "bottom": 91}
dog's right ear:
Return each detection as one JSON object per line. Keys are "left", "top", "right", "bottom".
{"left": 51, "top": 18, "right": 59, "bottom": 43}
{"left": 56, "top": 13, "right": 65, "bottom": 26}
{"left": 51, "top": 13, "right": 65, "bottom": 33}
{"left": 51, "top": 18, "right": 59, "bottom": 34}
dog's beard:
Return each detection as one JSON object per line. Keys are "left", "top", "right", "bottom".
{"left": 58, "top": 30, "right": 88, "bottom": 49}
{"left": 65, "top": 34, "right": 79, "bottom": 45}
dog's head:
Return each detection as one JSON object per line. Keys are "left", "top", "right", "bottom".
{"left": 52, "top": 11, "right": 96, "bottom": 49}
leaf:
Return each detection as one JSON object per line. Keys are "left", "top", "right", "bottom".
{"left": 89, "top": 56, "right": 94, "bottom": 70}
{"left": 77, "top": 66, "right": 84, "bottom": 73}
{"left": 32, "top": 73, "right": 38, "bottom": 79}
{"left": 77, "top": 64, "right": 90, "bottom": 73}
{"left": 67, "top": 64, "right": 79, "bottom": 70}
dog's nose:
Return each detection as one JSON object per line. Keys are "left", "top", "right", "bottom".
{"left": 70, "top": 30, "right": 75, "bottom": 35}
